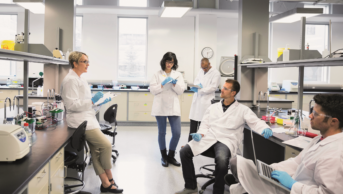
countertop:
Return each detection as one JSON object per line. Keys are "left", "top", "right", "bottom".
{"left": 0, "top": 119, "right": 76, "bottom": 194}
{"left": 212, "top": 97, "right": 294, "bottom": 103}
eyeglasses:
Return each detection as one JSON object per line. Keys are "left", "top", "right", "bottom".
{"left": 166, "top": 61, "right": 174, "bottom": 65}
{"left": 312, "top": 110, "right": 331, "bottom": 118}
{"left": 222, "top": 86, "right": 233, "bottom": 91}
{"left": 79, "top": 60, "right": 90, "bottom": 64}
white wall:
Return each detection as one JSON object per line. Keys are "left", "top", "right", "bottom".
{"left": 81, "top": 13, "right": 118, "bottom": 83}
{"left": 329, "top": 22, "right": 343, "bottom": 84}
{"left": 147, "top": 16, "right": 195, "bottom": 83}
{"left": 216, "top": 17, "right": 238, "bottom": 71}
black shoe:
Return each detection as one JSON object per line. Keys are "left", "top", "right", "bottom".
{"left": 100, "top": 184, "right": 123, "bottom": 193}
{"left": 167, "top": 150, "right": 181, "bottom": 167}
{"left": 224, "top": 174, "right": 238, "bottom": 187}
{"left": 160, "top": 149, "right": 169, "bottom": 167}
{"left": 109, "top": 178, "right": 118, "bottom": 188}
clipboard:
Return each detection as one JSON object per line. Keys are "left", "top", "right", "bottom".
{"left": 187, "top": 83, "right": 201, "bottom": 88}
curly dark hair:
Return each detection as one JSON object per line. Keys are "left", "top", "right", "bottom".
{"left": 313, "top": 93, "right": 343, "bottom": 129}
{"left": 160, "top": 52, "right": 178, "bottom": 71}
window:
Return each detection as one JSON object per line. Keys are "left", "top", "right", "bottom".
{"left": 0, "top": 0, "right": 14, "bottom": 3}
{"left": 0, "top": 15, "right": 17, "bottom": 77}
{"left": 305, "top": 24, "right": 329, "bottom": 82}
{"left": 119, "top": 0, "right": 147, "bottom": 7}
{"left": 76, "top": 0, "right": 83, "bottom": 5}
{"left": 118, "top": 18, "right": 147, "bottom": 79}
{"left": 74, "top": 16, "right": 83, "bottom": 51}
{"left": 304, "top": 4, "right": 330, "bottom": 14}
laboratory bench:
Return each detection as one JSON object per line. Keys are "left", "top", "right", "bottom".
{"left": 243, "top": 109, "right": 304, "bottom": 165}
{"left": 0, "top": 120, "right": 75, "bottom": 194}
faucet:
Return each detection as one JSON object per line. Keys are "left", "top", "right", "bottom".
{"left": 31, "top": 77, "right": 42, "bottom": 95}
{"left": 257, "top": 91, "right": 263, "bottom": 112}
{"left": 4, "top": 97, "right": 12, "bottom": 124}
{"left": 13, "top": 95, "right": 20, "bottom": 115}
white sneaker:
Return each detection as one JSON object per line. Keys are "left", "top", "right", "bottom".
{"left": 175, "top": 188, "right": 198, "bottom": 194}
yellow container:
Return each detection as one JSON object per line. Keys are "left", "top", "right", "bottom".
{"left": 277, "top": 48, "right": 285, "bottom": 58}
{"left": 1, "top": 40, "right": 15, "bottom": 50}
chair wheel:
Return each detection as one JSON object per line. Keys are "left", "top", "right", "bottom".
{"left": 199, "top": 190, "right": 204, "bottom": 194}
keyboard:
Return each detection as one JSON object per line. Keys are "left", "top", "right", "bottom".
{"left": 261, "top": 162, "right": 279, "bottom": 182}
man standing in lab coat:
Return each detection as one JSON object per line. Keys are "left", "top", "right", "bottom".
{"left": 188, "top": 58, "right": 221, "bottom": 141}
{"left": 175, "top": 79, "right": 273, "bottom": 194}
{"left": 228, "top": 93, "right": 343, "bottom": 194}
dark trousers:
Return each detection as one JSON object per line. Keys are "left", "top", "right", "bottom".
{"left": 180, "top": 142, "right": 231, "bottom": 194}
{"left": 188, "top": 120, "right": 201, "bottom": 142}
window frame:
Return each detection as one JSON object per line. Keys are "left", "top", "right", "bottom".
{"left": 74, "top": 15, "right": 83, "bottom": 52}
{"left": 117, "top": 16, "right": 148, "bottom": 81}
{"left": 0, "top": 13, "right": 18, "bottom": 78}
{"left": 118, "top": 0, "right": 148, "bottom": 7}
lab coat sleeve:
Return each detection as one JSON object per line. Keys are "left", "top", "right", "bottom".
{"left": 197, "top": 106, "right": 211, "bottom": 135}
{"left": 149, "top": 73, "right": 163, "bottom": 95}
{"left": 62, "top": 79, "right": 93, "bottom": 112}
{"left": 244, "top": 108, "right": 269, "bottom": 134}
{"left": 291, "top": 152, "right": 343, "bottom": 194}
{"left": 172, "top": 73, "right": 186, "bottom": 95}
{"left": 198, "top": 72, "right": 221, "bottom": 95}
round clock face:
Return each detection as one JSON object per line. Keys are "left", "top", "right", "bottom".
{"left": 201, "top": 47, "right": 214, "bottom": 59}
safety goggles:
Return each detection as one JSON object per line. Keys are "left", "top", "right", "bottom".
{"left": 222, "top": 86, "right": 233, "bottom": 91}
{"left": 79, "top": 60, "right": 90, "bottom": 64}
{"left": 312, "top": 109, "right": 332, "bottom": 118}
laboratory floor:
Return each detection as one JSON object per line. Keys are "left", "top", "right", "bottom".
{"left": 80, "top": 125, "right": 232, "bottom": 194}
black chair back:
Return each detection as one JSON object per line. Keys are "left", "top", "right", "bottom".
{"left": 70, "top": 121, "right": 87, "bottom": 152}
{"left": 104, "top": 104, "right": 118, "bottom": 126}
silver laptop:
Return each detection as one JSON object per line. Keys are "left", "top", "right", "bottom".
{"left": 250, "top": 128, "right": 291, "bottom": 192}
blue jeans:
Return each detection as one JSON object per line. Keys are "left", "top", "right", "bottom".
{"left": 155, "top": 116, "right": 181, "bottom": 151}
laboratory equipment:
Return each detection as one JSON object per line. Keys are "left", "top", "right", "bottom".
{"left": 131, "top": 86, "right": 139, "bottom": 90}
{"left": 52, "top": 48, "right": 63, "bottom": 59}
{"left": 23, "top": 123, "right": 32, "bottom": 146}
{"left": 269, "top": 82, "right": 280, "bottom": 91}
{"left": 257, "top": 91, "right": 263, "bottom": 112}
{"left": 11, "top": 75, "right": 19, "bottom": 85}
{"left": 1, "top": 40, "right": 15, "bottom": 50}
{"left": 3, "top": 97, "right": 11, "bottom": 124}
{"left": 50, "top": 109, "right": 64, "bottom": 121}
{"left": 219, "top": 56, "right": 235, "bottom": 77}
{"left": 6, "top": 78, "right": 11, "bottom": 86}
{"left": 30, "top": 75, "right": 43, "bottom": 95}
{"left": 6, "top": 117, "right": 14, "bottom": 125}
{"left": 15, "top": 33, "right": 25, "bottom": 44}
{"left": 65, "top": 49, "right": 71, "bottom": 60}
{"left": 0, "top": 125, "right": 30, "bottom": 162}
{"left": 282, "top": 80, "right": 298, "bottom": 92}
{"left": 283, "top": 46, "right": 289, "bottom": 62}
{"left": 97, "top": 85, "right": 104, "bottom": 90}
{"left": 264, "top": 91, "right": 270, "bottom": 113}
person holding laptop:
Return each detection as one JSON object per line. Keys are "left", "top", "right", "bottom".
{"left": 228, "top": 93, "right": 343, "bottom": 194}
{"left": 175, "top": 79, "right": 273, "bottom": 194}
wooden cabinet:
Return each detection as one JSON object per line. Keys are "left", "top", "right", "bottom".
{"left": 0, "top": 90, "right": 19, "bottom": 109}
{"left": 28, "top": 147, "right": 65, "bottom": 194}
{"left": 128, "top": 92, "right": 155, "bottom": 121}
{"left": 284, "top": 145, "right": 301, "bottom": 160}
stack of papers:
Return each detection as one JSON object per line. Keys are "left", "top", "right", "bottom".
{"left": 272, "top": 127, "right": 288, "bottom": 133}
{"left": 283, "top": 136, "right": 312, "bottom": 149}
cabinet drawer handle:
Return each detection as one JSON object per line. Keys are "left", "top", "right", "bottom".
{"left": 55, "top": 152, "right": 63, "bottom": 161}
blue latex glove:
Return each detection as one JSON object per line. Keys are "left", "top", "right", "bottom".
{"left": 198, "top": 83, "right": 203, "bottom": 88}
{"left": 99, "top": 97, "right": 111, "bottom": 106}
{"left": 92, "top": 92, "right": 104, "bottom": 104}
{"left": 161, "top": 77, "right": 173, "bottom": 86}
{"left": 171, "top": 78, "right": 178, "bottom": 84}
{"left": 261, "top": 128, "right": 273, "bottom": 139}
{"left": 271, "top": 170, "right": 296, "bottom": 190}
{"left": 190, "top": 87, "right": 198, "bottom": 93}
{"left": 190, "top": 133, "right": 202, "bottom": 142}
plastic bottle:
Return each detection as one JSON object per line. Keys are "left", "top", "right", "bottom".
{"left": 65, "top": 49, "right": 71, "bottom": 60}
{"left": 322, "top": 48, "right": 330, "bottom": 58}
{"left": 283, "top": 45, "right": 290, "bottom": 62}
{"left": 37, "top": 86, "right": 41, "bottom": 96}
{"left": 12, "top": 75, "right": 18, "bottom": 85}
{"left": 24, "top": 123, "right": 32, "bottom": 146}
{"left": 6, "top": 78, "right": 11, "bottom": 86}
{"left": 306, "top": 43, "right": 309, "bottom": 50}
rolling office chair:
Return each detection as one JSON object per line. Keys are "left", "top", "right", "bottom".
{"left": 89, "top": 104, "right": 119, "bottom": 165}
{"left": 64, "top": 121, "right": 88, "bottom": 194}
{"left": 195, "top": 149, "right": 218, "bottom": 194}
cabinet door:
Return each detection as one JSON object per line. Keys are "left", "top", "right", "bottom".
{"left": 28, "top": 163, "right": 49, "bottom": 194}
{"left": 181, "top": 93, "right": 194, "bottom": 122}
{"left": 0, "top": 90, "right": 19, "bottom": 109}
{"left": 50, "top": 164, "right": 64, "bottom": 194}
{"left": 95, "top": 91, "right": 128, "bottom": 122}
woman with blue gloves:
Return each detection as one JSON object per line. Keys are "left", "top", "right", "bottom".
{"left": 61, "top": 51, "right": 123, "bottom": 193}
{"left": 150, "top": 52, "right": 186, "bottom": 167}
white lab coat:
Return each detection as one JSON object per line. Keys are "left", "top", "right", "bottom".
{"left": 189, "top": 67, "right": 221, "bottom": 121}
{"left": 188, "top": 100, "right": 269, "bottom": 157}
{"left": 61, "top": 69, "right": 100, "bottom": 131}
{"left": 150, "top": 70, "right": 186, "bottom": 116}
{"left": 230, "top": 132, "right": 343, "bottom": 194}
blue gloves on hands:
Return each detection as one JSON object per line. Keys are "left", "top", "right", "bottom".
{"left": 271, "top": 170, "right": 296, "bottom": 190}
{"left": 190, "top": 87, "right": 198, "bottom": 93}
{"left": 92, "top": 92, "right": 104, "bottom": 104}
{"left": 198, "top": 83, "right": 203, "bottom": 88}
{"left": 161, "top": 77, "right": 173, "bottom": 86}
{"left": 190, "top": 133, "right": 202, "bottom": 142}
{"left": 261, "top": 128, "right": 273, "bottom": 139}
{"left": 99, "top": 97, "right": 111, "bottom": 106}
{"left": 171, "top": 78, "right": 178, "bottom": 84}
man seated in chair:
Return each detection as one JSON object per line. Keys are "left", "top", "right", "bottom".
{"left": 226, "top": 93, "right": 343, "bottom": 194}
{"left": 175, "top": 79, "right": 273, "bottom": 194}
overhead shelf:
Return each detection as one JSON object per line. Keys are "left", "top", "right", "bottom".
{"left": 241, "top": 57, "right": 343, "bottom": 68}
{"left": 0, "top": 49, "right": 69, "bottom": 65}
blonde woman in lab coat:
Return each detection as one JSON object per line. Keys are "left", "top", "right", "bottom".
{"left": 61, "top": 51, "right": 123, "bottom": 193}
{"left": 150, "top": 52, "right": 186, "bottom": 167}
{"left": 228, "top": 93, "right": 343, "bottom": 194}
